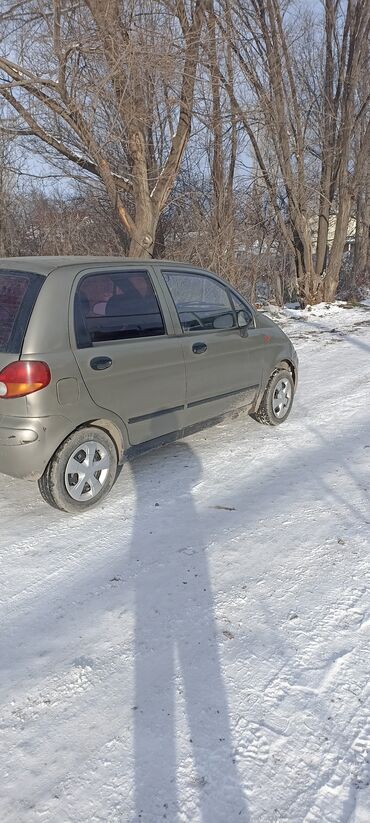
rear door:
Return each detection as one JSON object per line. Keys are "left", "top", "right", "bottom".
{"left": 71, "top": 267, "right": 186, "bottom": 446}
{"left": 160, "top": 268, "right": 266, "bottom": 426}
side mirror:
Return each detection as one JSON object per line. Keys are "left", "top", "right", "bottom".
{"left": 213, "top": 312, "right": 235, "bottom": 330}
{"left": 237, "top": 310, "right": 252, "bottom": 336}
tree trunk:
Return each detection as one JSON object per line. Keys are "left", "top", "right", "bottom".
{"left": 315, "top": 177, "right": 331, "bottom": 277}
{"left": 315, "top": 0, "right": 335, "bottom": 278}
{"left": 274, "top": 272, "right": 284, "bottom": 307}
{"left": 352, "top": 155, "right": 370, "bottom": 286}
{"left": 207, "top": 0, "right": 229, "bottom": 276}
{"left": 128, "top": 206, "right": 159, "bottom": 258}
{"left": 291, "top": 213, "right": 321, "bottom": 305}
{"left": 153, "top": 214, "right": 166, "bottom": 258}
{"left": 322, "top": 190, "right": 352, "bottom": 301}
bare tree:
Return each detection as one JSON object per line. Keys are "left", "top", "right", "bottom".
{"left": 351, "top": 151, "right": 370, "bottom": 289}
{"left": 350, "top": 40, "right": 370, "bottom": 290}
{"left": 316, "top": 0, "right": 370, "bottom": 299}
{"left": 202, "top": 0, "right": 240, "bottom": 279}
{"left": 1, "top": 0, "right": 368, "bottom": 306}
{"left": 0, "top": 0, "right": 205, "bottom": 257}
{"left": 212, "top": 0, "right": 370, "bottom": 304}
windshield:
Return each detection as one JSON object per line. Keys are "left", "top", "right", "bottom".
{"left": 0, "top": 270, "right": 44, "bottom": 353}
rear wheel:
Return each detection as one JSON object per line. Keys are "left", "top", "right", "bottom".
{"left": 38, "top": 426, "right": 118, "bottom": 513}
{"left": 254, "top": 368, "right": 294, "bottom": 426}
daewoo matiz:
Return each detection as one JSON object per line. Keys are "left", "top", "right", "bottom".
{"left": 0, "top": 257, "right": 298, "bottom": 512}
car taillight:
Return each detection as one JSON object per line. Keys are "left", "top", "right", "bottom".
{"left": 0, "top": 361, "right": 51, "bottom": 398}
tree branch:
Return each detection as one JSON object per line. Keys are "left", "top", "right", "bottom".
{"left": 0, "top": 87, "right": 133, "bottom": 193}
{"left": 152, "top": 0, "right": 206, "bottom": 211}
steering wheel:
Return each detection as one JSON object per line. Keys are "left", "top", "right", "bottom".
{"left": 180, "top": 311, "right": 203, "bottom": 330}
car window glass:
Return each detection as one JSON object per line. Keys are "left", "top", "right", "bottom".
{"left": 163, "top": 271, "right": 235, "bottom": 332}
{"left": 0, "top": 271, "right": 43, "bottom": 353}
{"left": 74, "top": 270, "right": 165, "bottom": 347}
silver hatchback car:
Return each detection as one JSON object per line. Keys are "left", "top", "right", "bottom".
{"left": 0, "top": 257, "right": 298, "bottom": 512}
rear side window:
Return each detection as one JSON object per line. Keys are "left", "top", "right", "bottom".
{"left": 0, "top": 270, "right": 44, "bottom": 353}
{"left": 74, "top": 270, "right": 165, "bottom": 347}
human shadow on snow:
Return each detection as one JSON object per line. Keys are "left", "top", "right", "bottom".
{"left": 130, "top": 442, "right": 249, "bottom": 822}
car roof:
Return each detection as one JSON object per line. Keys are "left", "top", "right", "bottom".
{"left": 0, "top": 256, "right": 203, "bottom": 277}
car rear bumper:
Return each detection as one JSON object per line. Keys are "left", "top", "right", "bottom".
{"left": 0, "top": 414, "right": 72, "bottom": 480}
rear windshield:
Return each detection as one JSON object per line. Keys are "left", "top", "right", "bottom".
{"left": 0, "top": 270, "right": 44, "bottom": 353}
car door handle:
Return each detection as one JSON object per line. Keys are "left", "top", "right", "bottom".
{"left": 89, "top": 356, "right": 113, "bottom": 370}
{"left": 192, "top": 342, "right": 207, "bottom": 354}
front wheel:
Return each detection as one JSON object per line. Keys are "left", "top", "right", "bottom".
{"left": 254, "top": 368, "right": 294, "bottom": 426}
{"left": 38, "top": 426, "right": 118, "bottom": 513}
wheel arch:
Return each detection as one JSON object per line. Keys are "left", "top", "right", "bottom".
{"left": 84, "top": 418, "right": 126, "bottom": 463}
{"left": 253, "top": 359, "right": 296, "bottom": 415}
{"left": 274, "top": 359, "right": 297, "bottom": 385}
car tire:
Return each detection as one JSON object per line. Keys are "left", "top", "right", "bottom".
{"left": 38, "top": 426, "right": 118, "bottom": 513}
{"left": 254, "top": 368, "right": 295, "bottom": 426}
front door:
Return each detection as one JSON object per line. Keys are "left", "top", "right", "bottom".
{"left": 160, "top": 269, "right": 265, "bottom": 427}
{"left": 72, "top": 267, "right": 186, "bottom": 445}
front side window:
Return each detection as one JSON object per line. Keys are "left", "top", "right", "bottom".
{"left": 163, "top": 271, "right": 236, "bottom": 332}
{"left": 74, "top": 270, "right": 165, "bottom": 347}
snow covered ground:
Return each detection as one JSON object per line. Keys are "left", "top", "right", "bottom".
{"left": 1, "top": 302, "right": 370, "bottom": 823}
